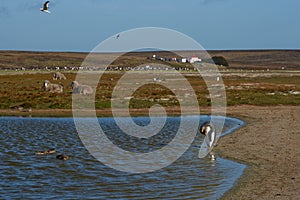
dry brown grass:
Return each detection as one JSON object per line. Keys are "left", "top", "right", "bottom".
{"left": 208, "top": 50, "right": 300, "bottom": 69}
{"left": 1, "top": 50, "right": 300, "bottom": 70}
{"left": 0, "top": 70, "right": 299, "bottom": 114}
{"left": 0, "top": 50, "right": 299, "bottom": 116}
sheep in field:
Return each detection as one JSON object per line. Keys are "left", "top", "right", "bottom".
{"left": 43, "top": 80, "right": 63, "bottom": 93}
{"left": 71, "top": 81, "right": 93, "bottom": 95}
{"left": 53, "top": 72, "right": 66, "bottom": 80}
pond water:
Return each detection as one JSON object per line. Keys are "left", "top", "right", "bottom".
{"left": 0, "top": 116, "right": 246, "bottom": 199}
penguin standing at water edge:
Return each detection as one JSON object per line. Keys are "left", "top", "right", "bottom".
{"left": 200, "top": 121, "right": 217, "bottom": 148}
{"left": 199, "top": 121, "right": 217, "bottom": 160}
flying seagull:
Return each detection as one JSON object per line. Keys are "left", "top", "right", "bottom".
{"left": 40, "top": 1, "right": 50, "bottom": 13}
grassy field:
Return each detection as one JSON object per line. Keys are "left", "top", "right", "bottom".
{"left": 0, "top": 71, "right": 299, "bottom": 112}
{"left": 0, "top": 50, "right": 299, "bottom": 116}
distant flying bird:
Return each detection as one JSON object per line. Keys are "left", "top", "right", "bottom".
{"left": 40, "top": 1, "right": 50, "bottom": 13}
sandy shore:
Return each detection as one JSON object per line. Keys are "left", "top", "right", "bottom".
{"left": 219, "top": 105, "right": 300, "bottom": 200}
{"left": 0, "top": 105, "right": 299, "bottom": 199}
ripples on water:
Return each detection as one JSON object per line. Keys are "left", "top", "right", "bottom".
{"left": 0, "top": 116, "right": 246, "bottom": 199}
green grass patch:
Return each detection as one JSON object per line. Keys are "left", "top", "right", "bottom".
{"left": 0, "top": 72, "right": 299, "bottom": 111}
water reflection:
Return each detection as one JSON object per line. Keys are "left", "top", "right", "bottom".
{"left": 0, "top": 116, "right": 245, "bottom": 199}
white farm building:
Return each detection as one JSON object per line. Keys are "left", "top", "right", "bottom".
{"left": 188, "top": 56, "right": 202, "bottom": 63}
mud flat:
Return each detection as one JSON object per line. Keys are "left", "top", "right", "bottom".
{"left": 219, "top": 105, "right": 300, "bottom": 200}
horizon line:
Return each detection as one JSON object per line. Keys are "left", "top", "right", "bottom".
{"left": 0, "top": 48, "right": 300, "bottom": 54}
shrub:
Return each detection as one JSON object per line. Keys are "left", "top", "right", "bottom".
{"left": 212, "top": 56, "right": 229, "bottom": 66}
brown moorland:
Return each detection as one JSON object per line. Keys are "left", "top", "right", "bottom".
{"left": 1, "top": 49, "right": 300, "bottom": 70}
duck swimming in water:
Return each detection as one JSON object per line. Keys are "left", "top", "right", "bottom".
{"left": 47, "top": 148, "right": 56, "bottom": 154}
{"left": 56, "top": 154, "right": 69, "bottom": 161}
{"left": 35, "top": 148, "right": 56, "bottom": 155}
{"left": 35, "top": 151, "right": 47, "bottom": 155}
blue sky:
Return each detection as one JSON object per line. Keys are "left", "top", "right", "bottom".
{"left": 0, "top": 0, "right": 299, "bottom": 52}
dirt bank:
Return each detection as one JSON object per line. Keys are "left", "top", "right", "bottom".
{"left": 220, "top": 105, "right": 299, "bottom": 200}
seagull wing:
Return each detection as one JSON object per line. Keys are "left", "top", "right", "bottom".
{"left": 44, "top": 1, "right": 50, "bottom": 10}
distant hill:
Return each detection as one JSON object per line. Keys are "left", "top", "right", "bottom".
{"left": 208, "top": 50, "right": 300, "bottom": 69}
{"left": 0, "top": 50, "right": 299, "bottom": 70}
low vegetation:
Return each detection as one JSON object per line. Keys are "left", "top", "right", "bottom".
{"left": 0, "top": 50, "right": 299, "bottom": 116}
{"left": 212, "top": 56, "right": 229, "bottom": 66}
{"left": 0, "top": 71, "right": 299, "bottom": 113}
